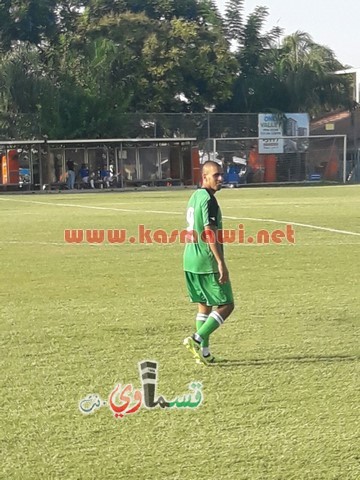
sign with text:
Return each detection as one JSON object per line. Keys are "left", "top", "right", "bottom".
{"left": 258, "top": 113, "right": 310, "bottom": 154}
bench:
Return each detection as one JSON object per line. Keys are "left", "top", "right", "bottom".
{"left": 0, "top": 183, "right": 22, "bottom": 192}
{"left": 124, "top": 178, "right": 183, "bottom": 188}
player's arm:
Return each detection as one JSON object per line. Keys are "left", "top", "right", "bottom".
{"left": 204, "top": 225, "right": 229, "bottom": 284}
{"left": 201, "top": 195, "right": 229, "bottom": 284}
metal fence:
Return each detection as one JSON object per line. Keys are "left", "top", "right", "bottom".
{"left": 1, "top": 110, "right": 359, "bottom": 188}
{"left": 0, "top": 113, "right": 259, "bottom": 142}
{"left": 203, "top": 135, "right": 348, "bottom": 184}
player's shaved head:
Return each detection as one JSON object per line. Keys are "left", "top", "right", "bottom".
{"left": 201, "top": 161, "right": 221, "bottom": 175}
{"left": 201, "top": 161, "right": 223, "bottom": 193}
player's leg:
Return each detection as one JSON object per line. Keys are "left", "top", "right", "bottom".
{"left": 196, "top": 302, "right": 234, "bottom": 333}
{"left": 191, "top": 274, "right": 234, "bottom": 363}
{"left": 183, "top": 273, "right": 211, "bottom": 362}
{"left": 192, "top": 303, "right": 234, "bottom": 365}
{"left": 184, "top": 272, "right": 235, "bottom": 364}
{"left": 196, "top": 304, "right": 212, "bottom": 357}
{"left": 194, "top": 302, "right": 234, "bottom": 347}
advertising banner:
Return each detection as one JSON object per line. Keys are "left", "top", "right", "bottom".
{"left": 258, "top": 113, "right": 310, "bottom": 154}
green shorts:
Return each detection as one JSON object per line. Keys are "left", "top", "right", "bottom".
{"left": 185, "top": 272, "right": 234, "bottom": 306}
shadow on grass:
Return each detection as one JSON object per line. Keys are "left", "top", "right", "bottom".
{"left": 215, "top": 354, "right": 360, "bottom": 368}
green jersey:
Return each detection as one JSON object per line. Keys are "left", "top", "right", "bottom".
{"left": 183, "top": 188, "right": 223, "bottom": 273}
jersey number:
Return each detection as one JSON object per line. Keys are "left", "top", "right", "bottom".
{"left": 186, "top": 207, "right": 195, "bottom": 231}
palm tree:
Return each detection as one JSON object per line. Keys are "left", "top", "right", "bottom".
{"left": 276, "top": 31, "right": 351, "bottom": 114}
{"left": 219, "top": 5, "right": 284, "bottom": 113}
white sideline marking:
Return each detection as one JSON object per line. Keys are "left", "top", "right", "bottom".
{"left": 223, "top": 215, "right": 360, "bottom": 237}
{"left": 0, "top": 240, "right": 105, "bottom": 247}
{"left": 0, "top": 240, "right": 66, "bottom": 246}
{"left": 0, "top": 197, "right": 180, "bottom": 216}
{"left": 1, "top": 197, "right": 360, "bottom": 237}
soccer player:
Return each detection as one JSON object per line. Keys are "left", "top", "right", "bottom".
{"left": 183, "top": 161, "right": 235, "bottom": 365}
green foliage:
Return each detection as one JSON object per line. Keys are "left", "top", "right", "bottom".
{"left": 0, "top": 0, "right": 58, "bottom": 47}
{"left": 224, "top": 0, "right": 244, "bottom": 42}
{"left": 275, "top": 32, "right": 352, "bottom": 114}
{"left": 0, "top": 0, "right": 354, "bottom": 138}
{"left": 220, "top": 5, "right": 285, "bottom": 113}
{"left": 0, "top": 45, "right": 59, "bottom": 138}
{"left": 220, "top": 9, "right": 351, "bottom": 115}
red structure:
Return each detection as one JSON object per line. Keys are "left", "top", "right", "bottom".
{"left": 1, "top": 150, "right": 19, "bottom": 184}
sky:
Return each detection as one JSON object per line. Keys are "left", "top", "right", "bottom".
{"left": 215, "top": 0, "right": 360, "bottom": 68}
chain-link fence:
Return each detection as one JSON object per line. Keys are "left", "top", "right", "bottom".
{"left": 119, "top": 113, "right": 259, "bottom": 140}
{"left": 1, "top": 110, "right": 359, "bottom": 145}
{"left": 1, "top": 111, "right": 358, "bottom": 187}
{"left": 0, "top": 113, "right": 258, "bottom": 142}
{"left": 203, "top": 135, "right": 347, "bottom": 184}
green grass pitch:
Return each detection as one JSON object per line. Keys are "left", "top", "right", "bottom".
{"left": 0, "top": 185, "right": 359, "bottom": 479}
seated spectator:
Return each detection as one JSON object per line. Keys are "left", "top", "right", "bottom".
{"left": 89, "top": 172, "right": 96, "bottom": 189}
{"left": 79, "top": 163, "right": 90, "bottom": 186}
{"left": 100, "top": 166, "right": 111, "bottom": 188}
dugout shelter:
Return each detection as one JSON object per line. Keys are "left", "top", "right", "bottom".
{"left": 0, "top": 137, "right": 199, "bottom": 191}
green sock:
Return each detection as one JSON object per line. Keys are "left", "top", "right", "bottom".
{"left": 196, "top": 311, "right": 224, "bottom": 345}
{"left": 196, "top": 313, "right": 209, "bottom": 348}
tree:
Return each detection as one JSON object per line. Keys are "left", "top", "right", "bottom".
{"left": 0, "top": 44, "right": 60, "bottom": 138}
{"left": 224, "top": 0, "right": 244, "bottom": 43}
{"left": 64, "top": 6, "right": 237, "bottom": 116}
{"left": 197, "top": 0, "right": 224, "bottom": 28}
{"left": 276, "top": 32, "right": 351, "bottom": 114}
{"left": 219, "top": 5, "right": 284, "bottom": 113}
{"left": 0, "top": 0, "right": 353, "bottom": 140}
{"left": 0, "top": 0, "right": 58, "bottom": 49}
{"left": 220, "top": 7, "right": 351, "bottom": 115}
